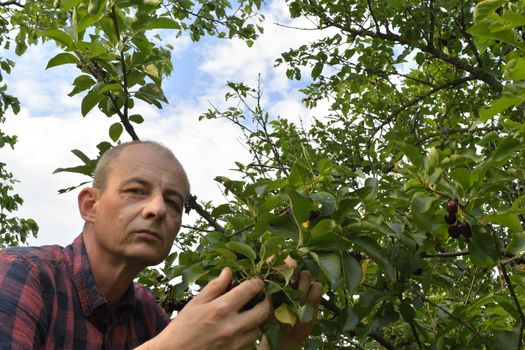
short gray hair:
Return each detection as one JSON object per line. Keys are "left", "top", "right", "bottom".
{"left": 92, "top": 141, "right": 190, "bottom": 195}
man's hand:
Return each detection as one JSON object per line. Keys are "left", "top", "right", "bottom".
{"left": 260, "top": 259, "right": 323, "bottom": 350}
{"left": 138, "top": 267, "right": 270, "bottom": 350}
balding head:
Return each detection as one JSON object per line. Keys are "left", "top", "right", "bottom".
{"left": 93, "top": 141, "right": 190, "bottom": 198}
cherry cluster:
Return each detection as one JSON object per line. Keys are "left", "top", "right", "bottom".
{"left": 227, "top": 271, "right": 300, "bottom": 311}
{"left": 444, "top": 199, "right": 472, "bottom": 240}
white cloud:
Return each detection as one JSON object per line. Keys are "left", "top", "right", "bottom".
{"left": 0, "top": 0, "right": 334, "bottom": 248}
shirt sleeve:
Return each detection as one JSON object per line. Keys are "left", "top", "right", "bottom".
{"left": 0, "top": 253, "right": 49, "bottom": 350}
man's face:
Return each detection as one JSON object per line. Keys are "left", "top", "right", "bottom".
{"left": 91, "top": 144, "right": 188, "bottom": 267}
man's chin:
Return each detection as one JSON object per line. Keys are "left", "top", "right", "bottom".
{"left": 127, "top": 247, "right": 167, "bottom": 267}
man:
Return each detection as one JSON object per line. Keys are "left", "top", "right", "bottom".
{"left": 0, "top": 141, "right": 322, "bottom": 349}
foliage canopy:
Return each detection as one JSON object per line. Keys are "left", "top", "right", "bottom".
{"left": 3, "top": 0, "right": 525, "bottom": 349}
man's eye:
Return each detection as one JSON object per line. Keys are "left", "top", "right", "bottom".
{"left": 166, "top": 199, "right": 181, "bottom": 211}
{"left": 126, "top": 188, "right": 145, "bottom": 195}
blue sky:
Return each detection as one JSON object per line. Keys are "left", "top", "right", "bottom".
{"left": 0, "top": 0, "right": 333, "bottom": 247}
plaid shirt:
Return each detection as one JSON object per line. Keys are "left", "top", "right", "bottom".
{"left": 0, "top": 234, "right": 170, "bottom": 349}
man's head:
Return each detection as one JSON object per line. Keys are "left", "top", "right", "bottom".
{"left": 78, "top": 141, "right": 190, "bottom": 268}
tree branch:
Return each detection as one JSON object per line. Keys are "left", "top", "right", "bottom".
{"left": 421, "top": 250, "right": 469, "bottom": 258}
{"left": 372, "top": 76, "right": 476, "bottom": 136}
{"left": 110, "top": 5, "right": 138, "bottom": 141}
{"left": 0, "top": 1, "right": 23, "bottom": 8}
{"left": 184, "top": 195, "right": 225, "bottom": 233}
{"left": 318, "top": 12, "right": 503, "bottom": 93}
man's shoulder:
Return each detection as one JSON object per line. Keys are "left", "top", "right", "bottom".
{"left": 132, "top": 282, "right": 170, "bottom": 327}
{"left": 0, "top": 244, "right": 69, "bottom": 270}
{"left": 132, "top": 282, "right": 159, "bottom": 303}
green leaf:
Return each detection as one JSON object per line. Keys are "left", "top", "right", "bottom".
{"left": 136, "top": 83, "right": 168, "bottom": 106}
{"left": 468, "top": 231, "right": 499, "bottom": 268}
{"left": 182, "top": 264, "right": 207, "bottom": 285}
{"left": 277, "top": 268, "right": 294, "bottom": 286}
{"left": 495, "top": 331, "right": 519, "bottom": 349}
{"left": 286, "top": 188, "right": 311, "bottom": 224}
{"left": 505, "top": 58, "right": 525, "bottom": 81}
{"left": 211, "top": 203, "right": 232, "bottom": 217}
{"left": 482, "top": 212, "right": 522, "bottom": 232}
{"left": 311, "top": 219, "right": 337, "bottom": 237}
{"left": 69, "top": 75, "right": 96, "bottom": 96}
{"left": 288, "top": 161, "right": 310, "bottom": 187}
{"left": 473, "top": 0, "right": 505, "bottom": 21}
{"left": 296, "top": 303, "right": 314, "bottom": 323}
{"left": 479, "top": 96, "right": 522, "bottom": 121}
{"left": 310, "top": 192, "right": 337, "bottom": 216}
{"left": 389, "top": 140, "right": 423, "bottom": 168}
{"left": 129, "top": 114, "right": 144, "bottom": 124}
{"left": 317, "top": 253, "right": 341, "bottom": 286}
{"left": 450, "top": 167, "right": 471, "bottom": 191}
{"left": 399, "top": 301, "right": 416, "bottom": 322}
{"left": 262, "top": 320, "right": 281, "bottom": 350}
{"left": 352, "top": 236, "right": 395, "bottom": 281}
{"left": 98, "top": 83, "right": 122, "bottom": 94}
{"left": 311, "top": 62, "right": 323, "bottom": 80}
{"left": 274, "top": 303, "right": 297, "bottom": 326}
{"left": 62, "top": 0, "right": 83, "bottom": 11}
{"left": 507, "top": 232, "right": 525, "bottom": 255}
{"left": 53, "top": 164, "right": 94, "bottom": 176}
{"left": 340, "top": 308, "right": 359, "bottom": 332}
{"left": 46, "top": 53, "right": 78, "bottom": 69}
{"left": 491, "top": 136, "right": 521, "bottom": 162}
{"left": 71, "top": 149, "right": 91, "bottom": 165}
{"left": 146, "top": 17, "right": 181, "bottom": 30}
{"left": 81, "top": 90, "right": 102, "bottom": 117}
{"left": 109, "top": 122, "right": 123, "bottom": 142}
{"left": 144, "top": 63, "right": 160, "bottom": 80}
{"left": 342, "top": 253, "right": 362, "bottom": 293}
{"left": 226, "top": 241, "right": 257, "bottom": 262}
{"left": 411, "top": 193, "right": 433, "bottom": 232}
{"left": 411, "top": 192, "right": 433, "bottom": 214}
{"left": 45, "top": 29, "right": 73, "bottom": 47}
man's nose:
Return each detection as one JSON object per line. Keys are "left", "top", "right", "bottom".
{"left": 143, "top": 193, "right": 167, "bottom": 220}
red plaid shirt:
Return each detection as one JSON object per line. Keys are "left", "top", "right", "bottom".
{"left": 0, "top": 234, "right": 170, "bottom": 349}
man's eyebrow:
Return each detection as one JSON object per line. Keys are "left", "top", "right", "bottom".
{"left": 122, "top": 177, "right": 150, "bottom": 187}
{"left": 165, "top": 189, "right": 185, "bottom": 204}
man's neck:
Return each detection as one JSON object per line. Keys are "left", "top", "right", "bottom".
{"left": 82, "top": 231, "right": 144, "bottom": 307}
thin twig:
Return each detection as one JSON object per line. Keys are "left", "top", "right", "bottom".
{"left": 181, "top": 225, "right": 215, "bottom": 233}
{"left": 421, "top": 250, "right": 469, "bottom": 258}
{"left": 493, "top": 231, "right": 525, "bottom": 350}
{"left": 422, "top": 296, "right": 493, "bottom": 349}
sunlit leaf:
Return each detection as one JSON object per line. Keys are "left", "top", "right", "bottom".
{"left": 274, "top": 303, "right": 297, "bottom": 326}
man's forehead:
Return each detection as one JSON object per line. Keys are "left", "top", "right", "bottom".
{"left": 109, "top": 144, "right": 188, "bottom": 189}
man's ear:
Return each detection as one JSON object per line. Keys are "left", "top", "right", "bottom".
{"left": 78, "top": 187, "right": 98, "bottom": 223}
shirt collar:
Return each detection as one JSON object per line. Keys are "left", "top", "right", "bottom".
{"left": 69, "top": 233, "right": 136, "bottom": 317}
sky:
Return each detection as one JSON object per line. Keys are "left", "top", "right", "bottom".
{"left": 0, "top": 0, "right": 333, "bottom": 247}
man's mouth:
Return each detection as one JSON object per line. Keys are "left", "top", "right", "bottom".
{"left": 133, "top": 230, "right": 162, "bottom": 241}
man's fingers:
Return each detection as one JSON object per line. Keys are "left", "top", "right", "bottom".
{"left": 235, "top": 327, "right": 264, "bottom": 350}
{"left": 237, "top": 297, "right": 271, "bottom": 331}
{"left": 192, "top": 267, "right": 232, "bottom": 304}
{"left": 307, "top": 281, "right": 323, "bottom": 306}
{"left": 217, "top": 277, "right": 266, "bottom": 311}
{"left": 297, "top": 270, "right": 312, "bottom": 295}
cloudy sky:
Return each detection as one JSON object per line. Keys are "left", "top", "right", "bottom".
{"left": 0, "top": 1, "right": 332, "bottom": 247}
